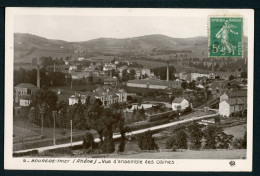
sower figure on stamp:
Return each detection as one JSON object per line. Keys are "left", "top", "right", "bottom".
{"left": 216, "top": 20, "right": 238, "bottom": 55}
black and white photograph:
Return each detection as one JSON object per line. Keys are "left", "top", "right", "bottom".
{"left": 4, "top": 8, "right": 254, "bottom": 171}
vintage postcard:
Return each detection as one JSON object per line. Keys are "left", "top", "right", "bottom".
{"left": 4, "top": 8, "right": 254, "bottom": 171}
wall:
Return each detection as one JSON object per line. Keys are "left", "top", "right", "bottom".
{"left": 180, "top": 99, "right": 189, "bottom": 110}
{"left": 127, "top": 83, "right": 147, "bottom": 88}
{"left": 19, "top": 99, "right": 30, "bottom": 107}
{"left": 219, "top": 101, "right": 230, "bottom": 117}
{"left": 149, "top": 84, "right": 168, "bottom": 89}
{"left": 172, "top": 103, "right": 181, "bottom": 111}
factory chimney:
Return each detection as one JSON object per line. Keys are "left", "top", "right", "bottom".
{"left": 167, "top": 61, "right": 169, "bottom": 82}
{"left": 37, "top": 65, "right": 40, "bottom": 88}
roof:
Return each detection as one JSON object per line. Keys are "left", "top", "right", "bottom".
{"left": 93, "top": 86, "right": 124, "bottom": 97}
{"left": 224, "top": 98, "right": 245, "bottom": 105}
{"left": 20, "top": 95, "right": 32, "bottom": 100}
{"left": 172, "top": 97, "right": 186, "bottom": 104}
{"left": 15, "top": 83, "right": 37, "bottom": 89}
{"left": 104, "top": 77, "right": 118, "bottom": 82}
{"left": 227, "top": 91, "right": 247, "bottom": 98}
{"left": 127, "top": 79, "right": 178, "bottom": 86}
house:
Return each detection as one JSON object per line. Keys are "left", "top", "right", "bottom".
{"left": 70, "top": 71, "right": 91, "bottom": 80}
{"left": 126, "top": 79, "right": 182, "bottom": 90}
{"left": 14, "top": 83, "right": 39, "bottom": 104}
{"left": 78, "top": 57, "right": 85, "bottom": 61}
{"left": 172, "top": 98, "right": 189, "bottom": 111}
{"left": 219, "top": 91, "right": 247, "bottom": 102}
{"left": 177, "top": 72, "right": 214, "bottom": 82}
{"left": 46, "top": 65, "right": 69, "bottom": 73}
{"left": 215, "top": 72, "right": 240, "bottom": 80}
{"left": 69, "top": 65, "right": 77, "bottom": 72}
{"left": 104, "top": 77, "right": 118, "bottom": 85}
{"left": 103, "top": 64, "right": 116, "bottom": 71}
{"left": 19, "top": 95, "right": 32, "bottom": 107}
{"left": 69, "top": 95, "right": 87, "bottom": 105}
{"left": 219, "top": 98, "right": 246, "bottom": 117}
{"left": 196, "top": 84, "right": 205, "bottom": 89}
{"left": 93, "top": 86, "right": 127, "bottom": 106}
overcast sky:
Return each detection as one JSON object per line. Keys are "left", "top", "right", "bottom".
{"left": 14, "top": 15, "right": 209, "bottom": 42}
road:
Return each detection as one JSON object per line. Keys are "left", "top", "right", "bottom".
{"left": 13, "top": 112, "right": 219, "bottom": 154}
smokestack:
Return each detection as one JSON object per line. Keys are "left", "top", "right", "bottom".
{"left": 37, "top": 65, "right": 40, "bottom": 88}
{"left": 110, "top": 70, "right": 112, "bottom": 77}
{"left": 54, "top": 62, "right": 56, "bottom": 72}
{"left": 167, "top": 61, "right": 169, "bottom": 82}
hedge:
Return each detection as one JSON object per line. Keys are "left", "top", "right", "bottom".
{"left": 13, "top": 150, "right": 39, "bottom": 157}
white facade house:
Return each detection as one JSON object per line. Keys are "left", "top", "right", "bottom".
{"left": 196, "top": 84, "right": 205, "bottom": 89}
{"left": 93, "top": 86, "right": 127, "bottom": 106}
{"left": 172, "top": 98, "right": 189, "bottom": 111}
{"left": 78, "top": 57, "right": 85, "bottom": 61}
{"left": 69, "top": 95, "right": 87, "bottom": 105}
{"left": 219, "top": 98, "right": 245, "bottom": 117}
{"left": 19, "top": 97, "right": 31, "bottom": 107}
{"left": 14, "top": 83, "right": 39, "bottom": 104}
{"left": 69, "top": 65, "right": 77, "bottom": 72}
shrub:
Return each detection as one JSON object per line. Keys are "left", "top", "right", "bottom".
{"left": 166, "top": 130, "right": 188, "bottom": 149}
{"left": 82, "top": 133, "right": 94, "bottom": 149}
{"left": 138, "top": 130, "right": 158, "bottom": 150}
{"left": 13, "top": 150, "right": 39, "bottom": 157}
{"left": 232, "top": 138, "right": 245, "bottom": 149}
{"left": 101, "top": 137, "right": 115, "bottom": 154}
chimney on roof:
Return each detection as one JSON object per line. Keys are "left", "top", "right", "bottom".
{"left": 167, "top": 61, "right": 169, "bottom": 82}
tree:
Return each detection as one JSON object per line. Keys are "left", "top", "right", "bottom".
{"left": 28, "top": 107, "right": 36, "bottom": 124}
{"left": 229, "top": 74, "right": 235, "bottom": 80}
{"left": 83, "top": 132, "right": 94, "bottom": 151}
{"left": 101, "top": 137, "right": 115, "bottom": 153}
{"left": 242, "top": 131, "right": 247, "bottom": 149}
{"left": 187, "top": 122, "right": 203, "bottom": 149}
{"left": 188, "top": 80, "right": 196, "bottom": 90}
{"left": 203, "top": 125, "right": 219, "bottom": 149}
{"left": 214, "top": 116, "right": 221, "bottom": 124}
{"left": 215, "top": 75, "right": 220, "bottom": 79}
{"left": 138, "top": 130, "right": 158, "bottom": 150}
{"left": 32, "top": 89, "right": 58, "bottom": 127}
{"left": 110, "top": 102, "right": 120, "bottom": 110}
{"left": 241, "top": 71, "right": 247, "bottom": 78}
{"left": 56, "top": 102, "right": 69, "bottom": 130}
{"left": 166, "top": 130, "right": 187, "bottom": 150}
{"left": 203, "top": 125, "right": 233, "bottom": 149}
{"left": 181, "top": 81, "right": 188, "bottom": 89}
{"left": 232, "top": 137, "right": 245, "bottom": 149}
{"left": 88, "top": 75, "right": 93, "bottom": 82}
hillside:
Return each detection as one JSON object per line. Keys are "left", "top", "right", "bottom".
{"left": 14, "top": 33, "right": 208, "bottom": 63}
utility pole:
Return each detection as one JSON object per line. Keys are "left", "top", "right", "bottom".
{"left": 70, "top": 120, "right": 73, "bottom": 147}
{"left": 41, "top": 107, "right": 44, "bottom": 138}
{"left": 52, "top": 111, "right": 57, "bottom": 145}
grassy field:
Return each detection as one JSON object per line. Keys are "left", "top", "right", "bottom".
{"left": 111, "top": 149, "right": 246, "bottom": 159}
{"left": 15, "top": 50, "right": 78, "bottom": 63}
{"left": 132, "top": 59, "right": 209, "bottom": 73}
{"left": 86, "top": 55, "right": 115, "bottom": 62}
{"left": 224, "top": 124, "right": 246, "bottom": 139}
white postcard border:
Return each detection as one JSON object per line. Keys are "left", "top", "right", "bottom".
{"left": 4, "top": 8, "right": 254, "bottom": 172}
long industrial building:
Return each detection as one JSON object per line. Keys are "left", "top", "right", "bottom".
{"left": 127, "top": 79, "right": 182, "bottom": 90}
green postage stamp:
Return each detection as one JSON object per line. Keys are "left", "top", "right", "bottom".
{"left": 209, "top": 17, "right": 243, "bottom": 57}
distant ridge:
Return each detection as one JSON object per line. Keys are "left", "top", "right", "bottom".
{"left": 14, "top": 33, "right": 246, "bottom": 63}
